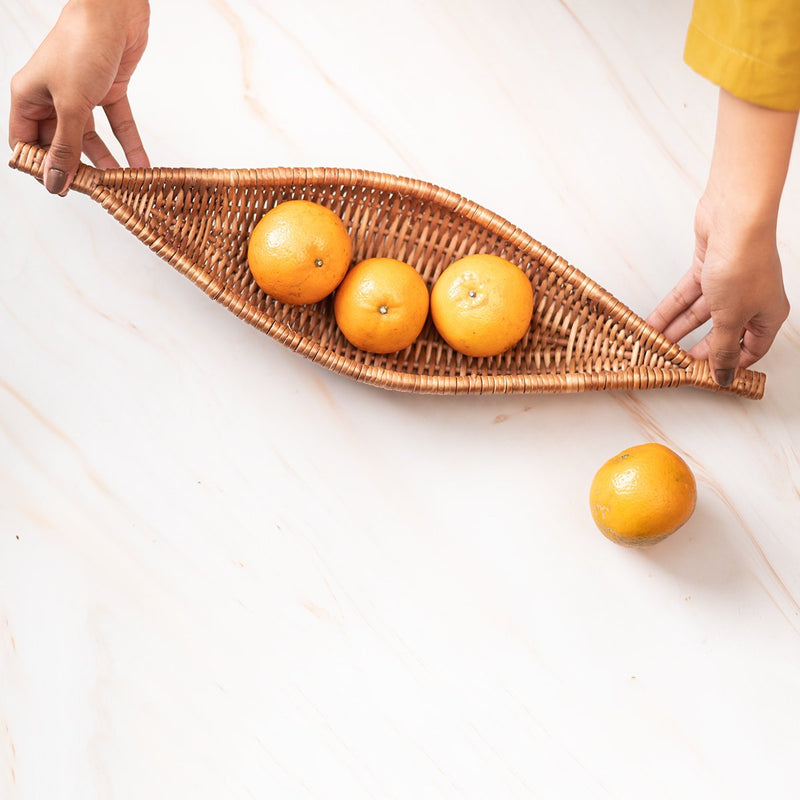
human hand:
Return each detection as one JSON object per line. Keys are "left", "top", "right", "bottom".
{"left": 646, "top": 195, "right": 789, "bottom": 387}
{"left": 647, "top": 90, "right": 797, "bottom": 386}
{"left": 9, "top": 0, "right": 151, "bottom": 195}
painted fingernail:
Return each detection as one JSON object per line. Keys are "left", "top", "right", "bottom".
{"left": 45, "top": 168, "right": 67, "bottom": 194}
{"left": 715, "top": 368, "right": 734, "bottom": 387}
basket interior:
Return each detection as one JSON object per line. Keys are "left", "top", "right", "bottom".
{"left": 117, "top": 172, "right": 674, "bottom": 383}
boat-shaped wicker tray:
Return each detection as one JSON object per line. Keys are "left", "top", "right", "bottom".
{"left": 9, "top": 142, "right": 764, "bottom": 399}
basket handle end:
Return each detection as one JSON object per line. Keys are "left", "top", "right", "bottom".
{"left": 8, "top": 142, "right": 97, "bottom": 194}
{"left": 688, "top": 358, "right": 765, "bottom": 400}
{"left": 8, "top": 141, "right": 45, "bottom": 180}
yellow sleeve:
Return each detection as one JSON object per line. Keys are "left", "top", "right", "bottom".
{"left": 685, "top": 0, "right": 800, "bottom": 110}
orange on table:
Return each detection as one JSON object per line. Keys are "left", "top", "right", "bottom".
{"left": 334, "top": 257, "right": 429, "bottom": 354}
{"left": 589, "top": 443, "right": 697, "bottom": 547}
{"left": 247, "top": 199, "right": 353, "bottom": 305}
{"left": 430, "top": 254, "right": 534, "bottom": 358}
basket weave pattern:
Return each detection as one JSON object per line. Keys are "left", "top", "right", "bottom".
{"left": 9, "top": 143, "right": 764, "bottom": 399}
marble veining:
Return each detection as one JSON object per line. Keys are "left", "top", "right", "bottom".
{"left": 2, "top": 1, "right": 800, "bottom": 798}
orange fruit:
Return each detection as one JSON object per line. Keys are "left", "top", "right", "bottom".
{"left": 334, "top": 258, "right": 429, "bottom": 353}
{"left": 589, "top": 443, "right": 697, "bottom": 547}
{"left": 247, "top": 199, "right": 353, "bottom": 305}
{"left": 430, "top": 254, "right": 534, "bottom": 357}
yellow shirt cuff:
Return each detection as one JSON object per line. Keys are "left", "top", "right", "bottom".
{"left": 685, "top": 20, "right": 800, "bottom": 111}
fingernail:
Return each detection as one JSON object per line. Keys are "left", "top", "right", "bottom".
{"left": 715, "top": 368, "right": 734, "bottom": 387}
{"left": 45, "top": 168, "right": 66, "bottom": 194}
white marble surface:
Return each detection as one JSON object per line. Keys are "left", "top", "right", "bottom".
{"left": 2, "top": 1, "right": 800, "bottom": 798}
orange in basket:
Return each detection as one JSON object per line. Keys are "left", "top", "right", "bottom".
{"left": 431, "top": 254, "right": 534, "bottom": 358}
{"left": 334, "top": 258, "right": 429, "bottom": 354}
{"left": 247, "top": 199, "right": 352, "bottom": 305}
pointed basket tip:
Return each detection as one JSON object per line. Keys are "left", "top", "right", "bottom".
{"left": 9, "top": 140, "right": 44, "bottom": 178}
{"left": 687, "top": 359, "right": 765, "bottom": 400}
{"left": 9, "top": 140, "right": 99, "bottom": 194}
{"left": 8, "top": 143, "right": 766, "bottom": 399}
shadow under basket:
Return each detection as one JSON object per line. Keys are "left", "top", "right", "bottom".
{"left": 9, "top": 142, "right": 764, "bottom": 399}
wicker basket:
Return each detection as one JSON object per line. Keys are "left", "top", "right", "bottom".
{"left": 9, "top": 142, "right": 764, "bottom": 399}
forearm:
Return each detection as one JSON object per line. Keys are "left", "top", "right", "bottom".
{"left": 62, "top": 0, "right": 150, "bottom": 20}
{"left": 705, "top": 89, "right": 798, "bottom": 226}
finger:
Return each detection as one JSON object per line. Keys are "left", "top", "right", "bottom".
{"left": 104, "top": 95, "right": 149, "bottom": 168}
{"left": 8, "top": 108, "right": 42, "bottom": 150}
{"left": 44, "top": 101, "right": 92, "bottom": 195}
{"left": 687, "top": 336, "right": 711, "bottom": 363}
{"left": 37, "top": 117, "right": 58, "bottom": 147}
{"left": 739, "top": 324, "right": 781, "bottom": 368}
{"left": 706, "top": 322, "right": 746, "bottom": 387}
{"left": 81, "top": 118, "right": 120, "bottom": 169}
{"left": 690, "top": 323, "right": 777, "bottom": 373}
{"left": 8, "top": 72, "right": 44, "bottom": 147}
{"left": 646, "top": 271, "right": 702, "bottom": 332}
{"left": 660, "top": 294, "right": 711, "bottom": 344}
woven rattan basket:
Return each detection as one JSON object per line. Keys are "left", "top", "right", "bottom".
{"left": 10, "top": 142, "right": 764, "bottom": 399}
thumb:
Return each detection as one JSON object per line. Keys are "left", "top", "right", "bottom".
{"left": 43, "top": 104, "right": 90, "bottom": 195}
{"left": 707, "top": 320, "right": 744, "bottom": 387}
